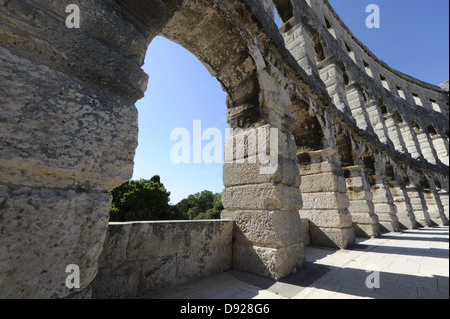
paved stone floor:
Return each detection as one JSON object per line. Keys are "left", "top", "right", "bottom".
{"left": 147, "top": 226, "right": 449, "bottom": 299}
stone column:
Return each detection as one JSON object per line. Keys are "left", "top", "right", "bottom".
{"left": 345, "top": 84, "right": 371, "bottom": 131}
{"left": 415, "top": 129, "right": 437, "bottom": 164}
{"left": 318, "top": 58, "right": 352, "bottom": 114}
{"left": 366, "top": 100, "right": 391, "bottom": 145}
{"left": 221, "top": 69, "right": 305, "bottom": 280}
{"left": 425, "top": 176, "right": 449, "bottom": 226}
{"left": 437, "top": 184, "right": 450, "bottom": 222}
{"left": 384, "top": 113, "right": 407, "bottom": 154}
{"left": 388, "top": 179, "right": 417, "bottom": 230}
{"left": 0, "top": 0, "right": 149, "bottom": 298}
{"left": 298, "top": 148, "right": 355, "bottom": 249}
{"left": 406, "top": 173, "right": 432, "bottom": 228}
{"left": 399, "top": 123, "right": 421, "bottom": 160}
{"left": 222, "top": 124, "right": 305, "bottom": 280}
{"left": 369, "top": 159, "right": 399, "bottom": 233}
{"left": 344, "top": 165, "right": 380, "bottom": 238}
{"left": 430, "top": 134, "right": 449, "bottom": 166}
{"left": 284, "top": 24, "right": 319, "bottom": 77}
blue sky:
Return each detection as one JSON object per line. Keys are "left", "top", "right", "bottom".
{"left": 132, "top": 1, "right": 449, "bottom": 204}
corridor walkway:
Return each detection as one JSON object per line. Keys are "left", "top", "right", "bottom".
{"left": 147, "top": 227, "right": 449, "bottom": 299}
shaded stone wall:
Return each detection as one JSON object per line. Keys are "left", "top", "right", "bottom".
{"left": 90, "top": 221, "right": 233, "bottom": 299}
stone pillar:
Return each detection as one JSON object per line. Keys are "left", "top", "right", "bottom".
{"left": 318, "top": 58, "right": 352, "bottom": 114}
{"left": 345, "top": 84, "right": 370, "bottom": 131}
{"left": 369, "top": 159, "right": 399, "bottom": 233}
{"left": 366, "top": 100, "right": 391, "bottom": 145}
{"left": 399, "top": 123, "right": 421, "bottom": 160}
{"left": 424, "top": 176, "right": 449, "bottom": 226}
{"left": 222, "top": 124, "right": 305, "bottom": 280}
{"left": 437, "top": 184, "right": 450, "bottom": 222}
{"left": 415, "top": 129, "right": 437, "bottom": 164}
{"left": 298, "top": 148, "right": 355, "bottom": 249}
{"left": 384, "top": 114, "right": 407, "bottom": 153}
{"left": 430, "top": 134, "right": 449, "bottom": 166}
{"left": 388, "top": 179, "right": 417, "bottom": 230}
{"left": 406, "top": 173, "right": 432, "bottom": 228}
{"left": 0, "top": 0, "right": 149, "bottom": 298}
{"left": 284, "top": 24, "right": 320, "bottom": 77}
{"left": 221, "top": 67, "right": 305, "bottom": 280}
{"left": 344, "top": 165, "right": 380, "bottom": 238}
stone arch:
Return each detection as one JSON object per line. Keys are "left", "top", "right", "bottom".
{"left": 273, "top": 0, "right": 294, "bottom": 23}
{"left": 336, "top": 129, "right": 355, "bottom": 167}
{"left": 0, "top": 0, "right": 308, "bottom": 297}
{"left": 393, "top": 110, "right": 403, "bottom": 123}
{"left": 311, "top": 27, "right": 327, "bottom": 63}
{"left": 290, "top": 98, "right": 325, "bottom": 155}
{"left": 427, "top": 125, "right": 438, "bottom": 136}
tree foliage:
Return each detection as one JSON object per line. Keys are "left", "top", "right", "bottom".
{"left": 110, "top": 176, "right": 184, "bottom": 222}
{"left": 175, "top": 190, "right": 223, "bottom": 220}
{"left": 109, "top": 176, "right": 223, "bottom": 222}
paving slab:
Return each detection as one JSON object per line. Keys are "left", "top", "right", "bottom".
{"left": 145, "top": 227, "right": 449, "bottom": 300}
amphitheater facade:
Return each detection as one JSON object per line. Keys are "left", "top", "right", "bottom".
{"left": 0, "top": 0, "right": 448, "bottom": 298}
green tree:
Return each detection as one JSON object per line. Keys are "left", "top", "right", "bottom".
{"left": 175, "top": 191, "right": 223, "bottom": 220}
{"left": 109, "top": 177, "right": 182, "bottom": 222}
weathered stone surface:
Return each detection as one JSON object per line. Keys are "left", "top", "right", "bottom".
{"left": 309, "top": 226, "right": 356, "bottom": 249}
{"left": 222, "top": 183, "right": 302, "bottom": 211}
{"left": 0, "top": 186, "right": 110, "bottom": 298}
{"left": 91, "top": 221, "right": 233, "bottom": 299}
{"left": 232, "top": 243, "right": 305, "bottom": 281}
{"left": 300, "top": 209, "right": 353, "bottom": 228}
{"left": 222, "top": 210, "right": 302, "bottom": 248}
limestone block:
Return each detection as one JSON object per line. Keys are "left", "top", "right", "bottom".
{"left": 0, "top": 186, "right": 111, "bottom": 298}
{"left": 223, "top": 155, "right": 301, "bottom": 187}
{"left": 222, "top": 210, "right": 302, "bottom": 248}
{"left": 91, "top": 221, "right": 233, "bottom": 298}
{"left": 299, "top": 160, "right": 342, "bottom": 176}
{"left": 125, "top": 221, "right": 233, "bottom": 260}
{"left": 300, "top": 173, "right": 347, "bottom": 193}
{"left": 232, "top": 243, "right": 305, "bottom": 280}
{"left": 301, "top": 192, "right": 350, "bottom": 210}
{"left": 299, "top": 209, "right": 353, "bottom": 228}
{"left": 309, "top": 226, "right": 355, "bottom": 249}
{"left": 222, "top": 183, "right": 302, "bottom": 211}
{"left": 301, "top": 218, "right": 311, "bottom": 247}
{"left": 350, "top": 212, "right": 379, "bottom": 224}
{"left": 0, "top": 47, "right": 138, "bottom": 192}
{"left": 224, "top": 124, "right": 297, "bottom": 162}
{"left": 353, "top": 223, "right": 380, "bottom": 238}
{"left": 348, "top": 200, "right": 375, "bottom": 215}
{"left": 176, "top": 246, "right": 233, "bottom": 284}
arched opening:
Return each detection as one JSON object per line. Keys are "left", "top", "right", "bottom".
{"left": 311, "top": 28, "right": 327, "bottom": 63}
{"left": 273, "top": 0, "right": 294, "bottom": 24}
{"left": 131, "top": 36, "right": 228, "bottom": 210}
{"left": 291, "top": 98, "right": 324, "bottom": 155}
{"left": 336, "top": 131, "right": 354, "bottom": 167}
{"left": 427, "top": 125, "right": 437, "bottom": 136}
{"left": 393, "top": 110, "right": 403, "bottom": 123}
{"left": 339, "top": 61, "right": 350, "bottom": 86}
{"left": 378, "top": 99, "right": 388, "bottom": 116}
{"left": 412, "top": 119, "right": 421, "bottom": 133}
{"left": 363, "top": 154, "right": 376, "bottom": 186}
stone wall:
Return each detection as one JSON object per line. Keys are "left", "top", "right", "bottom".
{"left": 90, "top": 220, "right": 233, "bottom": 299}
